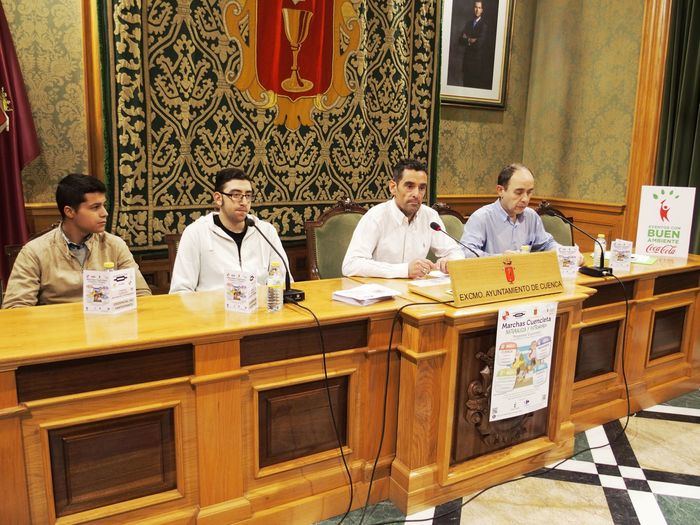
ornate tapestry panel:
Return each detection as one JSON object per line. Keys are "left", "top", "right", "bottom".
{"left": 103, "top": 0, "right": 439, "bottom": 249}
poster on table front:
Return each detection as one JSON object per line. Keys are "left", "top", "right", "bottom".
{"left": 635, "top": 186, "right": 696, "bottom": 259}
{"left": 490, "top": 302, "right": 557, "bottom": 422}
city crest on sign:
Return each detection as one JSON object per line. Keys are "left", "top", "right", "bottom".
{"left": 223, "top": 0, "right": 360, "bottom": 130}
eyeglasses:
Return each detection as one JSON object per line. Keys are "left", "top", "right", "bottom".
{"left": 220, "top": 191, "right": 255, "bottom": 202}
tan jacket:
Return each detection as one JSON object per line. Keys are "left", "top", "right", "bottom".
{"left": 2, "top": 227, "right": 151, "bottom": 308}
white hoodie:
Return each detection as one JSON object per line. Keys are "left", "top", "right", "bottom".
{"left": 169, "top": 212, "right": 292, "bottom": 293}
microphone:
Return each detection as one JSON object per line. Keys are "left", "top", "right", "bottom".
{"left": 429, "top": 221, "right": 481, "bottom": 258}
{"left": 539, "top": 204, "right": 613, "bottom": 277}
{"left": 245, "top": 216, "right": 305, "bottom": 303}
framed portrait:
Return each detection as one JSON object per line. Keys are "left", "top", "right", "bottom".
{"left": 440, "top": 0, "right": 515, "bottom": 108}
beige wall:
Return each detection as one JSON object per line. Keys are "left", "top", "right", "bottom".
{"left": 4, "top": 0, "right": 88, "bottom": 203}
{"left": 523, "top": 0, "right": 644, "bottom": 203}
{"left": 437, "top": 0, "right": 644, "bottom": 205}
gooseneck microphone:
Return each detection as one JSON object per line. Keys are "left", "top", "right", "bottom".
{"left": 245, "top": 216, "right": 305, "bottom": 302}
{"left": 429, "top": 221, "right": 481, "bottom": 258}
{"left": 539, "top": 204, "right": 613, "bottom": 277}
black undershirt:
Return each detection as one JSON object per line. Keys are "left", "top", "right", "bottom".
{"left": 214, "top": 215, "right": 247, "bottom": 253}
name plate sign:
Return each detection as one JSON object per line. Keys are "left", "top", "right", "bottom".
{"left": 409, "top": 252, "right": 564, "bottom": 308}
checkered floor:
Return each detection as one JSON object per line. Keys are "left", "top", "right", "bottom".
{"left": 319, "top": 389, "right": 700, "bottom": 525}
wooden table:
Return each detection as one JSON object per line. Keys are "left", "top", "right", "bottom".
{"left": 0, "top": 257, "right": 697, "bottom": 523}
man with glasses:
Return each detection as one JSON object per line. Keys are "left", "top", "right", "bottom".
{"left": 169, "top": 167, "right": 291, "bottom": 293}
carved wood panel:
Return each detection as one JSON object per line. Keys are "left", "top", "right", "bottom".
{"left": 649, "top": 306, "right": 688, "bottom": 360}
{"left": 575, "top": 321, "right": 620, "bottom": 382}
{"left": 258, "top": 376, "right": 348, "bottom": 468}
{"left": 48, "top": 409, "right": 176, "bottom": 517}
{"left": 450, "top": 329, "right": 550, "bottom": 465}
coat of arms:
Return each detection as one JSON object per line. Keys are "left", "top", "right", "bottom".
{"left": 223, "top": 0, "right": 360, "bottom": 130}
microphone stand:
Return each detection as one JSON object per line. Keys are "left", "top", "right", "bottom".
{"left": 540, "top": 206, "right": 613, "bottom": 277}
{"left": 429, "top": 222, "right": 481, "bottom": 258}
{"left": 245, "top": 217, "right": 305, "bottom": 302}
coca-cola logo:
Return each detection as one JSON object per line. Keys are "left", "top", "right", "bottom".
{"left": 645, "top": 244, "right": 677, "bottom": 254}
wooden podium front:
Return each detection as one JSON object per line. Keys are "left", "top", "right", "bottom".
{"left": 388, "top": 286, "right": 587, "bottom": 513}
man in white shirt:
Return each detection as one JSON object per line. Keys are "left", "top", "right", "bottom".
{"left": 342, "top": 159, "right": 464, "bottom": 279}
{"left": 169, "top": 168, "right": 291, "bottom": 293}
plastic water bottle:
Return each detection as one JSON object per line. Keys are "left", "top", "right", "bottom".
{"left": 593, "top": 234, "right": 607, "bottom": 268}
{"left": 266, "top": 262, "right": 284, "bottom": 312}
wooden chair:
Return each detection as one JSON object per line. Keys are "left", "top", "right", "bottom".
{"left": 537, "top": 201, "right": 574, "bottom": 246}
{"left": 304, "top": 198, "right": 367, "bottom": 280}
{"left": 4, "top": 222, "right": 60, "bottom": 275}
{"left": 164, "top": 233, "right": 182, "bottom": 278}
{"left": 429, "top": 202, "right": 467, "bottom": 261}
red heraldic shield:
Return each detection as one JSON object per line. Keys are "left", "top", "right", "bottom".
{"left": 257, "top": 0, "right": 334, "bottom": 100}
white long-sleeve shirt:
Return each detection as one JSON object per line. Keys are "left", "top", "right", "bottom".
{"left": 342, "top": 200, "right": 464, "bottom": 278}
{"left": 169, "top": 212, "right": 291, "bottom": 293}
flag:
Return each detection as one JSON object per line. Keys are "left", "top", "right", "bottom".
{"left": 0, "top": 2, "right": 40, "bottom": 284}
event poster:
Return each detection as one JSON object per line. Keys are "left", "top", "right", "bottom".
{"left": 490, "top": 302, "right": 558, "bottom": 422}
{"left": 635, "top": 186, "right": 696, "bottom": 258}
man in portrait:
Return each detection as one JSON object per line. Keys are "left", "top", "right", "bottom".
{"left": 461, "top": 0, "right": 490, "bottom": 89}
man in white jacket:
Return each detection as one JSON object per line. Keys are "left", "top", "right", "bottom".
{"left": 169, "top": 168, "right": 291, "bottom": 293}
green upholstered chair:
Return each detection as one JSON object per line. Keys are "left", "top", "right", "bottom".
{"left": 305, "top": 198, "right": 367, "bottom": 280}
{"left": 537, "top": 201, "right": 574, "bottom": 246}
{"left": 429, "top": 202, "right": 468, "bottom": 262}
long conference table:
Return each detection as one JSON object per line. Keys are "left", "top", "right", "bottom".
{"left": 1, "top": 255, "right": 698, "bottom": 524}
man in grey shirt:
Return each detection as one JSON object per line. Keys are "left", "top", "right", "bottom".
{"left": 460, "top": 164, "right": 581, "bottom": 262}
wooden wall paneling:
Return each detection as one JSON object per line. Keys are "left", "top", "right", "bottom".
{"left": 22, "top": 383, "right": 198, "bottom": 524}
{"left": 192, "top": 338, "right": 250, "bottom": 520}
{"left": 24, "top": 203, "right": 61, "bottom": 236}
{"left": 0, "top": 370, "right": 31, "bottom": 524}
{"left": 622, "top": 0, "right": 672, "bottom": 241}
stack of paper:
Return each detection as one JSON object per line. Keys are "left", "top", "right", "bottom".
{"left": 332, "top": 284, "right": 401, "bottom": 306}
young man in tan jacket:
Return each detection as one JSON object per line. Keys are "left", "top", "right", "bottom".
{"left": 2, "top": 174, "right": 151, "bottom": 308}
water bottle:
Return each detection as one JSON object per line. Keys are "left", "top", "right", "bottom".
{"left": 266, "top": 262, "right": 284, "bottom": 312}
{"left": 592, "top": 234, "right": 607, "bottom": 268}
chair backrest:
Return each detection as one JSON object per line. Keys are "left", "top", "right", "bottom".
{"left": 305, "top": 198, "right": 367, "bottom": 280}
{"left": 429, "top": 202, "right": 467, "bottom": 261}
{"left": 4, "top": 222, "right": 60, "bottom": 275}
{"left": 537, "top": 201, "right": 574, "bottom": 246}
{"left": 164, "top": 233, "right": 182, "bottom": 278}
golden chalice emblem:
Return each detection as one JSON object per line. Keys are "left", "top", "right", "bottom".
{"left": 281, "top": 8, "right": 314, "bottom": 92}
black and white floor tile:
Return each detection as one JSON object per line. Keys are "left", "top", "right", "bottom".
{"left": 319, "top": 389, "right": 700, "bottom": 525}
